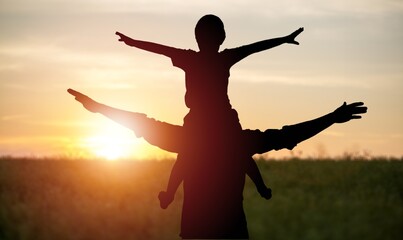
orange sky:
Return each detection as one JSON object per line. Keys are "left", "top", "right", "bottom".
{"left": 1, "top": 0, "right": 402, "bottom": 159}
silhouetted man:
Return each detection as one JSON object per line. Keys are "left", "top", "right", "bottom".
{"left": 68, "top": 89, "right": 367, "bottom": 239}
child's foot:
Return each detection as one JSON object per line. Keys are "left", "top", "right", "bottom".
{"left": 258, "top": 187, "right": 272, "bottom": 200}
{"left": 158, "top": 191, "right": 174, "bottom": 209}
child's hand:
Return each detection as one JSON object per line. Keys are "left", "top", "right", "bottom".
{"left": 332, "top": 102, "right": 367, "bottom": 123}
{"left": 286, "top": 27, "right": 304, "bottom": 45}
{"left": 115, "top": 31, "right": 131, "bottom": 45}
{"left": 158, "top": 191, "right": 174, "bottom": 209}
{"left": 67, "top": 89, "right": 100, "bottom": 113}
{"left": 258, "top": 187, "right": 272, "bottom": 200}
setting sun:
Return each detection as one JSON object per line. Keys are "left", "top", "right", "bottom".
{"left": 82, "top": 124, "right": 140, "bottom": 160}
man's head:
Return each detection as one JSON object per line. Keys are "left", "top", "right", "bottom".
{"left": 195, "top": 15, "right": 226, "bottom": 52}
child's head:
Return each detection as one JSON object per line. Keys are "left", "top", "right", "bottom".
{"left": 195, "top": 15, "right": 226, "bottom": 52}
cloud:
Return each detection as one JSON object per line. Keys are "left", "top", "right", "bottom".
{"left": 242, "top": 0, "right": 403, "bottom": 18}
{"left": 231, "top": 68, "right": 374, "bottom": 90}
{"left": 322, "top": 131, "right": 345, "bottom": 137}
{"left": 0, "top": 44, "right": 125, "bottom": 66}
{"left": 0, "top": 114, "right": 29, "bottom": 121}
{"left": 2, "top": 0, "right": 399, "bottom": 17}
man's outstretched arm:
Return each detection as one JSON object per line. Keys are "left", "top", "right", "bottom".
{"left": 115, "top": 32, "right": 178, "bottom": 58}
{"left": 282, "top": 102, "right": 367, "bottom": 147}
{"left": 67, "top": 89, "right": 184, "bottom": 153}
{"left": 247, "top": 102, "right": 368, "bottom": 154}
{"left": 68, "top": 89, "right": 146, "bottom": 132}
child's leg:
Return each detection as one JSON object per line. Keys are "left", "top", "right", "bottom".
{"left": 158, "top": 154, "right": 185, "bottom": 209}
{"left": 245, "top": 157, "right": 271, "bottom": 200}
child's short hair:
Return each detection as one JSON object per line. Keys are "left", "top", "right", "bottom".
{"left": 195, "top": 15, "right": 226, "bottom": 47}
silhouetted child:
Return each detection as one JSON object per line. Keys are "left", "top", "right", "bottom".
{"left": 116, "top": 15, "right": 304, "bottom": 208}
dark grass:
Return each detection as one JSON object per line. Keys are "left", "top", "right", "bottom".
{"left": 0, "top": 157, "right": 402, "bottom": 240}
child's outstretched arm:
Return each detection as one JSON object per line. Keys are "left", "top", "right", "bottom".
{"left": 244, "top": 27, "right": 303, "bottom": 53}
{"left": 115, "top": 32, "right": 177, "bottom": 58}
{"left": 231, "top": 28, "right": 303, "bottom": 64}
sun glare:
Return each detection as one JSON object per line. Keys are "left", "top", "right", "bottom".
{"left": 75, "top": 120, "right": 176, "bottom": 161}
{"left": 83, "top": 124, "right": 141, "bottom": 160}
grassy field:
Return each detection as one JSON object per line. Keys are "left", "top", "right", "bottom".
{"left": 0, "top": 157, "right": 402, "bottom": 240}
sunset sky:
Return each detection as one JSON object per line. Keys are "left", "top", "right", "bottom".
{"left": 1, "top": 0, "right": 402, "bottom": 159}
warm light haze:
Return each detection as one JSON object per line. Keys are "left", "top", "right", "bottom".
{"left": 1, "top": 0, "right": 402, "bottom": 159}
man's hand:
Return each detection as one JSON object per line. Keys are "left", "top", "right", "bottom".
{"left": 286, "top": 27, "right": 304, "bottom": 45}
{"left": 67, "top": 89, "right": 100, "bottom": 113}
{"left": 332, "top": 102, "right": 368, "bottom": 123}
